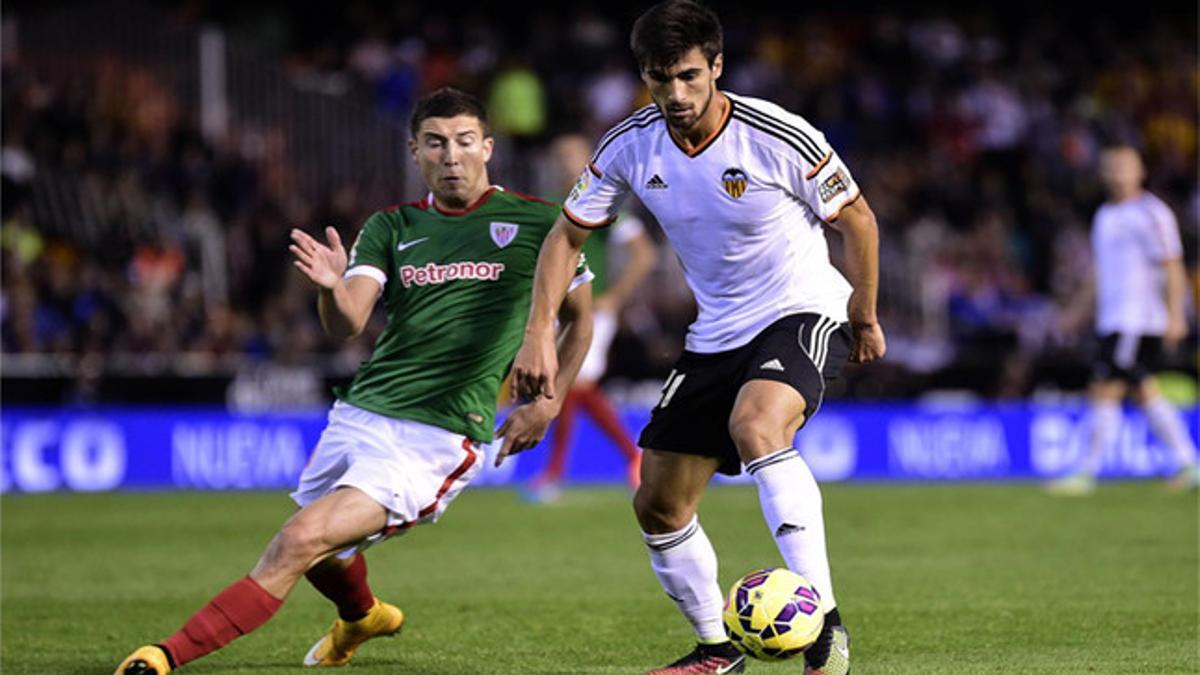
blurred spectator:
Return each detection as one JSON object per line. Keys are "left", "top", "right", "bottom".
{"left": 1, "top": 2, "right": 1195, "bottom": 403}
{"left": 487, "top": 53, "right": 546, "bottom": 139}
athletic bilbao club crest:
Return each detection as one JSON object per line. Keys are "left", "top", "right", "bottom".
{"left": 722, "top": 168, "right": 747, "bottom": 199}
{"left": 490, "top": 222, "right": 519, "bottom": 248}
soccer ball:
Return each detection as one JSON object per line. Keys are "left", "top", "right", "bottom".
{"left": 722, "top": 568, "right": 824, "bottom": 661}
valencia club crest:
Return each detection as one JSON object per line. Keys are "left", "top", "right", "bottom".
{"left": 722, "top": 168, "right": 747, "bottom": 198}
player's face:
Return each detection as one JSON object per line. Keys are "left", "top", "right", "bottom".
{"left": 410, "top": 115, "right": 494, "bottom": 208}
{"left": 642, "top": 47, "right": 723, "bottom": 132}
{"left": 1099, "top": 148, "right": 1145, "bottom": 198}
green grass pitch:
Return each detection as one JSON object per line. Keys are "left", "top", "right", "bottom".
{"left": 2, "top": 483, "right": 1197, "bottom": 674}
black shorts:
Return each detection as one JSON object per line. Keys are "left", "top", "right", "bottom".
{"left": 1094, "top": 332, "right": 1164, "bottom": 383}
{"left": 638, "top": 313, "right": 852, "bottom": 476}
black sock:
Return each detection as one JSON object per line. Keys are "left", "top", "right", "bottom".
{"left": 804, "top": 608, "right": 842, "bottom": 665}
{"left": 701, "top": 641, "right": 740, "bottom": 656}
{"left": 154, "top": 644, "right": 177, "bottom": 670}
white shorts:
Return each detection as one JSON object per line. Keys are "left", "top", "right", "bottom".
{"left": 290, "top": 401, "right": 483, "bottom": 546}
{"left": 577, "top": 308, "right": 618, "bottom": 383}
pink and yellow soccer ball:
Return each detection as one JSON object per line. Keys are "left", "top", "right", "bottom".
{"left": 722, "top": 568, "right": 825, "bottom": 661}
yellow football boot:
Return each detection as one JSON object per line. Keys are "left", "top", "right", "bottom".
{"left": 114, "top": 645, "right": 172, "bottom": 675}
{"left": 303, "top": 598, "right": 404, "bottom": 667}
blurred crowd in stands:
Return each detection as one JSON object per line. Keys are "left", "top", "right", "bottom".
{"left": 1, "top": 2, "right": 1196, "bottom": 404}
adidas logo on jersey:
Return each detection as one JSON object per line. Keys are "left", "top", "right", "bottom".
{"left": 760, "top": 358, "right": 785, "bottom": 372}
{"left": 646, "top": 174, "right": 669, "bottom": 189}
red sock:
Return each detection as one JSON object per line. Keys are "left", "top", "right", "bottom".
{"left": 578, "top": 386, "right": 641, "bottom": 461}
{"left": 160, "top": 575, "right": 283, "bottom": 667}
{"left": 305, "top": 553, "right": 375, "bottom": 621}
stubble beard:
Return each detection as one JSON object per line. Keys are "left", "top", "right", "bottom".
{"left": 664, "top": 82, "right": 714, "bottom": 134}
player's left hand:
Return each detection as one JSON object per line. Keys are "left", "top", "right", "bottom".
{"left": 849, "top": 321, "right": 887, "bottom": 363}
{"left": 494, "top": 399, "right": 558, "bottom": 466}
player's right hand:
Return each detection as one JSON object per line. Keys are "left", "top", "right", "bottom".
{"left": 290, "top": 226, "right": 348, "bottom": 290}
{"left": 850, "top": 321, "right": 887, "bottom": 363}
{"left": 511, "top": 332, "right": 559, "bottom": 400}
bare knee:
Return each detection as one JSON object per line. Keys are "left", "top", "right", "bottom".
{"left": 633, "top": 487, "right": 696, "bottom": 534}
{"left": 264, "top": 518, "right": 328, "bottom": 575}
{"left": 1090, "top": 379, "right": 1127, "bottom": 403}
{"left": 729, "top": 411, "right": 800, "bottom": 458}
{"left": 1130, "top": 378, "right": 1161, "bottom": 406}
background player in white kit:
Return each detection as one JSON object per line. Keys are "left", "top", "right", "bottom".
{"left": 1049, "top": 145, "right": 1197, "bottom": 495}
{"left": 523, "top": 133, "right": 656, "bottom": 502}
{"left": 512, "top": 2, "right": 885, "bottom": 673}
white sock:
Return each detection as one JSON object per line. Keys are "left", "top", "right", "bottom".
{"left": 642, "top": 516, "right": 726, "bottom": 643}
{"left": 747, "top": 448, "right": 837, "bottom": 610}
{"left": 1143, "top": 396, "right": 1198, "bottom": 469}
{"left": 1082, "top": 402, "right": 1122, "bottom": 475}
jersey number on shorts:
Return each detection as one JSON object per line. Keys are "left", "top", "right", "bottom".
{"left": 657, "top": 370, "right": 687, "bottom": 409}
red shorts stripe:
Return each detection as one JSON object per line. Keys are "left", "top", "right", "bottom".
{"left": 385, "top": 438, "right": 478, "bottom": 535}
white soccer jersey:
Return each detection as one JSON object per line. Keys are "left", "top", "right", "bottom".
{"left": 1092, "top": 191, "right": 1183, "bottom": 335}
{"left": 564, "top": 92, "right": 859, "bottom": 353}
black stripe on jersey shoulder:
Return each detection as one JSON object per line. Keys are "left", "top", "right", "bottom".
{"left": 733, "top": 112, "right": 823, "bottom": 166}
{"left": 592, "top": 105, "right": 662, "bottom": 161}
{"left": 731, "top": 100, "right": 823, "bottom": 165}
{"left": 592, "top": 108, "right": 663, "bottom": 163}
{"left": 594, "top": 104, "right": 659, "bottom": 150}
{"left": 732, "top": 99, "right": 824, "bottom": 159}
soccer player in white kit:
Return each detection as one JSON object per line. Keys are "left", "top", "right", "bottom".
{"left": 1048, "top": 145, "right": 1197, "bottom": 495}
{"left": 512, "top": 3, "right": 885, "bottom": 673}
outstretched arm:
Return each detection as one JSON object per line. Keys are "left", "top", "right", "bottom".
{"left": 496, "top": 280, "right": 594, "bottom": 465}
{"left": 1163, "top": 257, "right": 1188, "bottom": 350}
{"left": 826, "top": 198, "right": 886, "bottom": 363}
{"left": 511, "top": 215, "right": 593, "bottom": 400}
{"left": 290, "top": 227, "right": 380, "bottom": 340}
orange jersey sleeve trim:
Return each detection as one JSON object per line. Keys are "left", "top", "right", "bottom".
{"left": 805, "top": 151, "right": 833, "bottom": 180}
{"left": 825, "top": 190, "right": 863, "bottom": 223}
{"left": 563, "top": 204, "right": 616, "bottom": 230}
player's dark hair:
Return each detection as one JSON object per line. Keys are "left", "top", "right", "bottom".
{"left": 630, "top": 0, "right": 723, "bottom": 71}
{"left": 409, "top": 87, "right": 490, "bottom": 138}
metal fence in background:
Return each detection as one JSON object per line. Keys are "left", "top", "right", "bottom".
{"left": 221, "top": 26, "right": 414, "bottom": 206}
{"left": 13, "top": 0, "right": 413, "bottom": 245}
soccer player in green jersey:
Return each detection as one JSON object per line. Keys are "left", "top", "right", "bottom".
{"left": 115, "top": 88, "right": 593, "bottom": 675}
